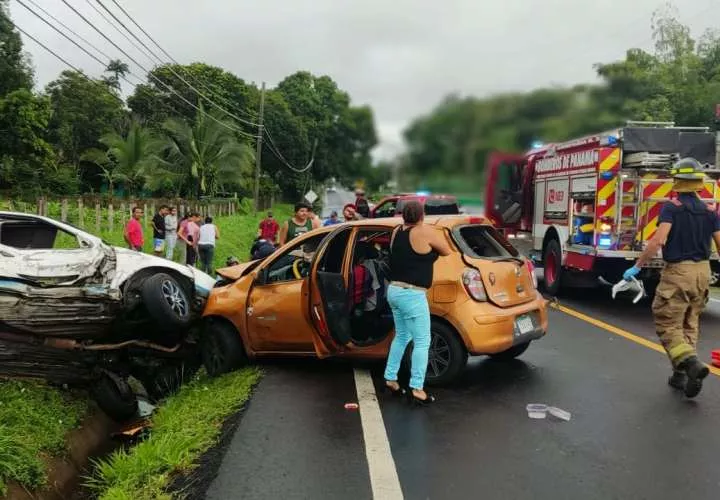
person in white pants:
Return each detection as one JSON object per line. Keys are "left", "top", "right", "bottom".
{"left": 164, "top": 207, "right": 179, "bottom": 260}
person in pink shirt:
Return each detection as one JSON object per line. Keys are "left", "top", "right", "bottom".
{"left": 179, "top": 212, "right": 201, "bottom": 266}
{"left": 124, "top": 206, "right": 144, "bottom": 251}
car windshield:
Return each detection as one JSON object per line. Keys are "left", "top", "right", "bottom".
{"left": 452, "top": 224, "right": 519, "bottom": 259}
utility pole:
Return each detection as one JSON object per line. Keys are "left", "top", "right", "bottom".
{"left": 254, "top": 81, "right": 266, "bottom": 213}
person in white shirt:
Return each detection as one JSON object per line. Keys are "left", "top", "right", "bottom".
{"left": 197, "top": 216, "right": 220, "bottom": 274}
{"left": 164, "top": 207, "right": 179, "bottom": 260}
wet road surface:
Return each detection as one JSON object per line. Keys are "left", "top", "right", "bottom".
{"left": 207, "top": 293, "right": 720, "bottom": 500}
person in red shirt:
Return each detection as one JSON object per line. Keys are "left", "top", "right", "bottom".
{"left": 124, "top": 206, "right": 144, "bottom": 251}
{"left": 257, "top": 211, "right": 279, "bottom": 244}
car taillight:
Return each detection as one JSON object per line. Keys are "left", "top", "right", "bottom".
{"left": 525, "top": 259, "right": 538, "bottom": 289}
{"left": 462, "top": 268, "right": 487, "bottom": 302}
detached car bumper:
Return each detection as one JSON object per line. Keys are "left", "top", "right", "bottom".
{"left": 459, "top": 294, "right": 548, "bottom": 355}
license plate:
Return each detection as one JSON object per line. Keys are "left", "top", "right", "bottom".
{"left": 515, "top": 315, "right": 534, "bottom": 335}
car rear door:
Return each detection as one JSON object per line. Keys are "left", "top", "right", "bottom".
{"left": 485, "top": 152, "right": 526, "bottom": 228}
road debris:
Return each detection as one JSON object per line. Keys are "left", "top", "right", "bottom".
{"left": 527, "top": 404, "right": 571, "bottom": 421}
{"left": 344, "top": 402, "right": 359, "bottom": 410}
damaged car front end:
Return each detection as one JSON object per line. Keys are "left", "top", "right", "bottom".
{"left": 0, "top": 211, "right": 216, "bottom": 421}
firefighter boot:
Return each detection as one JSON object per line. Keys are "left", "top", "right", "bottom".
{"left": 679, "top": 356, "right": 710, "bottom": 398}
{"left": 668, "top": 370, "right": 686, "bottom": 391}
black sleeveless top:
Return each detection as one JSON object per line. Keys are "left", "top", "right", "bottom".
{"left": 389, "top": 226, "right": 439, "bottom": 289}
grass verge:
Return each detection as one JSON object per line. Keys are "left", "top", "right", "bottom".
{"left": 0, "top": 198, "right": 293, "bottom": 271}
{"left": 86, "top": 368, "right": 261, "bottom": 500}
{"left": 0, "top": 380, "right": 88, "bottom": 495}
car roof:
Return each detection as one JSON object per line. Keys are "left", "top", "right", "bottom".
{"left": 343, "top": 214, "right": 488, "bottom": 229}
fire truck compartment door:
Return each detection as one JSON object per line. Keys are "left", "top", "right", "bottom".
{"left": 486, "top": 152, "right": 525, "bottom": 226}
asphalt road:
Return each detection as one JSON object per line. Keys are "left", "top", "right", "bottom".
{"left": 206, "top": 292, "right": 720, "bottom": 500}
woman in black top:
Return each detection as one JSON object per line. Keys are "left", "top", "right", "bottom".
{"left": 383, "top": 200, "right": 451, "bottom": 405}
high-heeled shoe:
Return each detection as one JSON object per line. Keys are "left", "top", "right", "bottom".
{"left": 408, "top": 390, "right": 436, "bottom": 406}
{"left": 383, "top": 382, "right": 406, "bottom": 397}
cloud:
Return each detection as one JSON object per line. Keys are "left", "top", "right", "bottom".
{"left": 8, "top": 0, "right": 718, "bottom": 159}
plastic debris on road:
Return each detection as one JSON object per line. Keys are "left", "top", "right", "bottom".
{"left": 712, "top": 349, "right": 720, "bottom": 368}
{"left": 526, "top": 403, "right": 547, "bottom": 419}
{"left": 547, "top": 406, "right": 572, "bottom": 421}
{"left": 344, "top": 402, "right": 359, "bottom": 410}
{"left": 611, "top": 277, "right": 646, "bottom": 304}
{"left": 527, "top": 404, "right": 571, "bottom": 422}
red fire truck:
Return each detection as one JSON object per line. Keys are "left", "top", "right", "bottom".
{"left": 484, "top": 121, "right": 720, "bottom": 296}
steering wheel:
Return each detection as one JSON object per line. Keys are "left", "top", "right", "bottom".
{"left": 292, "top": 258, "right": 311, "bottom": 280}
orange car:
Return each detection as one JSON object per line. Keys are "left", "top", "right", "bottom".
{"left": 201, "top": 215, "right": 548, "bottom": 385}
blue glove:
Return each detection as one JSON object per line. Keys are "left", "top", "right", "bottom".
{"left": 623, "top": 265, "right": 641, "bottom": 281}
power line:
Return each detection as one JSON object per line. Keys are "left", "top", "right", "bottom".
{"left": 263, "top": 128, "right": 316, "bottom": 173}
{"left": 59, "top": 0, "right": 257, "bottom": 139}
{"left": 82, "top": 0, "right": 157, "bottom": 67}
{"left": 96, "top": 0, "right": 260, "bottom": 128}
{"left": 107, "top": 0, "right": 259, "bottom": 121}
{"left": 14, "top": 0, "right": 109, "bottom": 71}
{"left": 9, "top": 20, "right": 126, "bottom": 104}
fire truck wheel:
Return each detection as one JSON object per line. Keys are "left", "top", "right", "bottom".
{"left": 543, "top": 239, "right": 562, "bottom": 296}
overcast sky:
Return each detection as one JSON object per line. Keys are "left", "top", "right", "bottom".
{"left": 8, "top": 0, "right": 718, "bottom": 159}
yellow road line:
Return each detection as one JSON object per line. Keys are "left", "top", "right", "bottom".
{"left": 549, "top": 302, "right": 720, "bottom": 377}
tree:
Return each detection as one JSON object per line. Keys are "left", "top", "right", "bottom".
{"left": 0, "top": 0, "right": 33, "bottom": 98}
{"left": 82, "top": 122, "right": 159, "bottom": 196}
{"left": 127, "top": 63, "right": 259, "bottom": 131}
{"left": 45, "top": 70, "right": 127, "bottom": 190}
{"left": 154, "top": 106, "right": 254, "bottom": 198}
{"left": 103, "top": 59, "right": 130, "bottom": 92}
{"left": 0, "top": 89, "right": 67, "bottom": 195}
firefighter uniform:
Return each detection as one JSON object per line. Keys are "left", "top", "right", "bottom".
{"left": 649, "top": 159, "right": 719, "bottom": 397}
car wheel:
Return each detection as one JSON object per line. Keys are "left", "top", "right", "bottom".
{"left": 92, "top": 373, "right": 138, "bottom": 422}
{"left": 543, "top": 239, "right": 562, "bottom": 296}
{"left": 489, "top": 341, "right": 531, "bottom": 361}
{"left": 202, "top": 321, "right": 247, "bottom": 377}
{"left": 142, "top": 273, "right": 192, "bottom": 330}
{"left": 710, "top": 271, "right": 720, "bottom": 287}
{"left": 424, "top": 322, "right": 468, "bottom": 386}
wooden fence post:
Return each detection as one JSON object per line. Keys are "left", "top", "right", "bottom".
{"left": 108, "top": 203, "right": 114, "bottom": 234}
{"left": 60, "top": 199, "right": 68, "bottom": 222}
{"left": 95, "top": 202, "right": 101, "bottom": 234}
{"left": 144, "top": 203, "right": 148, "bottom": 227}
{"left": 78, "top": 198, "right": 84, "bottom": 228}
{"left": 120, "top": 203, "right": 127, "bottom": 225}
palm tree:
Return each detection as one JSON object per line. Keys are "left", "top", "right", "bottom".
{"left": 82, "top": 122, "right": 159, "bottom": 195}
{"left": 156, "top": 105, "right": 254, "bottom": 198}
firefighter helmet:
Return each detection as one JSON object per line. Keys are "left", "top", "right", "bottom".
{"left": 670, "top": 158, "right": 705, "bottom": 179}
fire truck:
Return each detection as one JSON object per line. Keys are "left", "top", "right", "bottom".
{"left": 484, "top": 121, "right": 720, "bottom": 296}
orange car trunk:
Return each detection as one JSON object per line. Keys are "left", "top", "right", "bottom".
{"left": 463, "top": 257, "right": 535, "bottom": 307}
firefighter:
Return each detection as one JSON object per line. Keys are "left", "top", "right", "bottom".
{"left": 623, "top": 158, "right": 720, "bottom": 397}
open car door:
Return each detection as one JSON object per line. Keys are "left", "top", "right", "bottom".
{"left": 307, "top": 226, "right": 354, "bottom": 358}
{"left": 485, "top": 152, "right": 526, "bottom": 229}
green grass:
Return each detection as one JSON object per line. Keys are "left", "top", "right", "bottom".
{"left": 86, "top": 368, "right": 261, "bottom": 500}
{"left": 0, "top": 380, "right": 88, "bottom": 495}
{"left": 0, "top": 197, "right": 293, "bottom": 271}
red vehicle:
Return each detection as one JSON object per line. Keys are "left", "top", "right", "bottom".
{"left": 370, "top": 193, "right": 460, "bottom": 218}
{"left": 484, "top": 121, "right": 720, "bottom": 295}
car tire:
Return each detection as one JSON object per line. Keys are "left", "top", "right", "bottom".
{"left": 142, "top": 273, "right": 192, "bottom": 330}
{"left": 543, "top": 239, "right": 562, "bottom": 296}
{"left": 489, "top": 341, "right": 531, "bottom": 361}
{"left": 92, "top": 373, "right": 138, "bottom": 422}
{"left": 424, "top": 322, "right": 468, "bottom": 386}
{"left": 202, "top": 321, "right": 247, "bottom": 377}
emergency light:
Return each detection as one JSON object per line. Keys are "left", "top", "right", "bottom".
{"left": 598, "top": 236, "right": 612, "bottom": 248}
{"left": 415, "top": 190, "right": 430, "bottom": 196}
{"left": 531, "top": 141, "right": 544, "bottom": 149}
{"left": 600, "top": 135, "right": 619, "bottom": 146}
{"left": 600, "top": 172, "right": 614, "bottom": 180}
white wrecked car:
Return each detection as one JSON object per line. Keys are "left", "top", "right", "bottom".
{"left": 0, "top": 211, "right": 216, "bottom": 421}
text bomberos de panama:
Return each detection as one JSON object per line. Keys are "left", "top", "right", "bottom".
{"left": 536, "top": 150, "right": 599, "bottom": 173}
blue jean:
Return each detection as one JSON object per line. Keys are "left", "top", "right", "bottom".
{"left": 383, "top": 285, "right": 431, "bottom": 390}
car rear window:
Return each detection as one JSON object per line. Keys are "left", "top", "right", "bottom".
{"left": 452, "top": 224, "right": 519, "bottom": 258}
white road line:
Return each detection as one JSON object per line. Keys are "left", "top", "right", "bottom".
{"left": 709, "top": 297, "right": 720, "bottom": 303}
{"left": 353, "top": 368, "right": 404, "bottom": 500}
